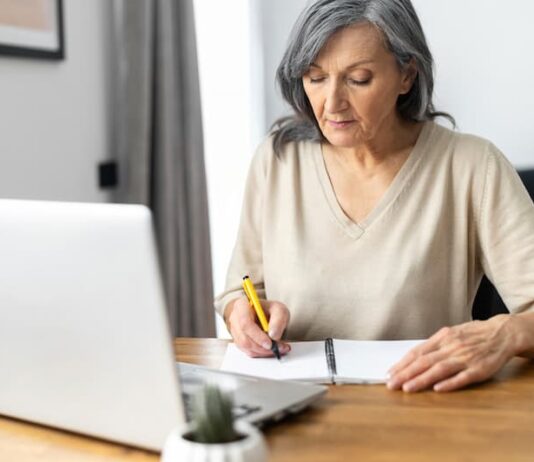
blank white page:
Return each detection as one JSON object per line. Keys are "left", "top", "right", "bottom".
{"left": 220, "top": 342, "right": 330, "bottom": 382}
{"left": 333, "top": 339, "right": 424, "bottom": 383}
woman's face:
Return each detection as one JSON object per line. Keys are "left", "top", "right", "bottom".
{"left": 302, "top": 23, "right": 415, "bottom": 148}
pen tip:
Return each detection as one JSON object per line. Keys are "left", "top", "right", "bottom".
{"left": 271, "top": 341, "right": 281, "bottom": 361}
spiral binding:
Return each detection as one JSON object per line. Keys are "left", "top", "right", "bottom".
{"left": 325, "top": 338, "right": 337, "bottom": 384}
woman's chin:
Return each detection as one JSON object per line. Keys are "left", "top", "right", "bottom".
{"left": 323, "top": 127, "right": 363, "bottom": 148}
{"left": 325, "top": 135, "right": 359, "bottom": 148}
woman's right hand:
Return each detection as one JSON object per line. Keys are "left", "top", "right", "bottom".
{"left": 224, "top": 297, "right": 291, "bottom": 358}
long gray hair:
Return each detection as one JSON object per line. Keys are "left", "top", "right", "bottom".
{"left": 272, "top": 0, "right": 454, "bottom": 154}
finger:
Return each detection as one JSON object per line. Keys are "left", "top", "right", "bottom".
{"left": 273, "top": 340, "right": 291, "bottom": 356}
{"left": 234, "top": 331, "right": 273, "bottom": 358}
{"left": 227, "top": 298, "right": 257, "bottom": 331}
{"left": 236, "top": 334, "right": 290, "bottom": 358}
{"left": 388, "top": 341, "right": 438, "bottom": 376}
{"left": 242, "top": 321, "right": 274, "bottom": 352}
{"left": 387, "top": 349, "right": 447, "bottom": 389}
{"left": 389, "top": 327, "right": 452, "bottom": 374}
{"left": 241, "top": 331, "right": 292, "bottom": 357}
{"left": 401, "top": 359, "right": 465, "bottom": 393}
{"left": 388, "top": 349, "right": 420, "bottom": 376}
{"left": 434, "top": 367, "right": 489, "bottom": 392}
{"left": 265, "top": 302, "right": 290, "bottom": 340}
{"left": 231, "top": 310, "right": 271, "bottom": 354}
{"left": 231, "top": 300, "right": 291, "bottom": 357}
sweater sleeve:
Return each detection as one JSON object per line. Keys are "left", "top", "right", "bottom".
{"left": 477, "top": 143, "right": 534, "bottom": 314}
{"left": 213, "top": 139, "right": 271, "bottom": 319}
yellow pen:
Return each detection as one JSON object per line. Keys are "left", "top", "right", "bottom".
{"left": 242, "top": 275, "right": 281, "bottom": 360}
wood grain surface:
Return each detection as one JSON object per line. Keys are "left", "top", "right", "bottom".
{"left": 1, "top": 337, "right": 533, "bottom": 461}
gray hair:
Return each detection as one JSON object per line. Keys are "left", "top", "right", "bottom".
{"left": 272, "top": 0, "right": 454, "bottom": 154}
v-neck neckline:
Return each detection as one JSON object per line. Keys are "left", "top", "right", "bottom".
{"left": 312, "top": 121, "right": 433, "bottom": 240}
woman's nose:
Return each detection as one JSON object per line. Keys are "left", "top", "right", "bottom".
{"left": 324, "top": 81, "right": 348, "bottom": 114}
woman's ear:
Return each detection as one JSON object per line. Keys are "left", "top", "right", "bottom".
{"left": 399, "top": 58, "right": 418, "bottom": 95}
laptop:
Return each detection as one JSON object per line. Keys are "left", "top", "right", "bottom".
{"left": 0, "top": 199, "right": 326, "bottom": 451}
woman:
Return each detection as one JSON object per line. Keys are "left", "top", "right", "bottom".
{"left": 214, "top": 0, "right": 534, "bottom": 392}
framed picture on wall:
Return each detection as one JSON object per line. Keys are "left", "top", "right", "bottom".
{"left": 0, "top": 0, "right": 64, "bottom": 60}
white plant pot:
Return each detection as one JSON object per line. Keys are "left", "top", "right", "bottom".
{"left": 161, "top": 420, "right": 268, "bottom": 462}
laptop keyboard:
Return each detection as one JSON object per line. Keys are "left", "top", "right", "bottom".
{"left": 182, "top": 392, "right": 261, "bottom": 421}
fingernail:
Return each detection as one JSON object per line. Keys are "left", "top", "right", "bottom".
{"left": 268, "top": 329, "right": 278, "bottom": 339}
{"left": 262, "top": 342, "right": 271, "bottom": 350}
{"left": 387, "top": 379, "right": 398, "bottom": 390}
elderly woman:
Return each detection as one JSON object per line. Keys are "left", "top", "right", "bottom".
{"left": 214, "top": 0, "right": 534, "bottom": 392}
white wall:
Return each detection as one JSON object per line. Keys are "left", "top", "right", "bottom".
{"left": 253, "top": 0, "right": 309, "bottom": 132}
{"left": 0, "top": 0, "right": 112, "bottom": 202}
{"left": 194, "top": 0, "right": 254, "bottom": 335}
{"left": 255, "top": 0, "right": 534, "bottom": 168}
{"left": 412, "top": 0, "right": 534, "bottom": 168}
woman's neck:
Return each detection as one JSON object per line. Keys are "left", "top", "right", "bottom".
{"left": 324, "top": 118, "right": 424, "bottom": 172}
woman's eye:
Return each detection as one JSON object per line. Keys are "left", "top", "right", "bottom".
{"left": 348, "top": 78, "right": 371, "bottom": 86}
{"left": 308, "top": 76, "right": 326, "bottom": 84}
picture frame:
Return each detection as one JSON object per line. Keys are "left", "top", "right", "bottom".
{"left": 0, "top": 0, "right": 64, "bottom": 60}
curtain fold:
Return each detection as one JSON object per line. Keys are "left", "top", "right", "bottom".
{"left": 111, "top": 0, "right": 215, "bottom": 338}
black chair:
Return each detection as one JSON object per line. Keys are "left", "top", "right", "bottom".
{"left": 472, "top": 169, "right": 534, "bottom": 320}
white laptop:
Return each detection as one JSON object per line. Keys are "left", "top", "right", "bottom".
{"left": 0, "top": 199, "right": 326, "bottom": 451}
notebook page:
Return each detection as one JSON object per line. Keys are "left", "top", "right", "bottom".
{"left": 334, "top": 339, "right": 424, "bottom": 383}
{"left": 220, "top": 341, "right": 330, "bottom": 382}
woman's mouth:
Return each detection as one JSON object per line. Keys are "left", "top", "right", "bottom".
{"left": 327, "top": 120, "right": 356, "bottom": 129}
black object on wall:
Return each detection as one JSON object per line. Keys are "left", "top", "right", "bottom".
{"left": 98, "top": 161, "right": 118, "bottom": 189}
{"left": 472, "top": 169, "right": 534, "bottom": 320}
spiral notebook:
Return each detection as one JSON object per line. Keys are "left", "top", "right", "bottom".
{"left": 221, "top": 338, "right": 424, "bottom": 384}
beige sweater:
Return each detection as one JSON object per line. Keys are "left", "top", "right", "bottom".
{"left": 214, "top": 122, "right": 534, "bottom": 340}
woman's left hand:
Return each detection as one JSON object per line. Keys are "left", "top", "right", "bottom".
{"left": 387, "top": 314, "right": 520, "bottom": 392}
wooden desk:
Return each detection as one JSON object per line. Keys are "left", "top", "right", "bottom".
{"left": 1, "top": 338, "right": 534, "bottom": 461}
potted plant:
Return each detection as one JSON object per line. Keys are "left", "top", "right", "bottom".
{"left": 161, "top": 384, "right": 268, "bottom": 462}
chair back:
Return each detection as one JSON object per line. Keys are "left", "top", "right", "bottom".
{"left": 472, "top": 169, "right": 534, "bottom": 319}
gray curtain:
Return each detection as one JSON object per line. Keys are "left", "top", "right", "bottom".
{"left": 111, "top": 0, "right": 215, "bottom": 338}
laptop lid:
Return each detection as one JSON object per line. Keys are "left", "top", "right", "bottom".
{"left": 0, "top": 199, "right": 184, "bottom": 450}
